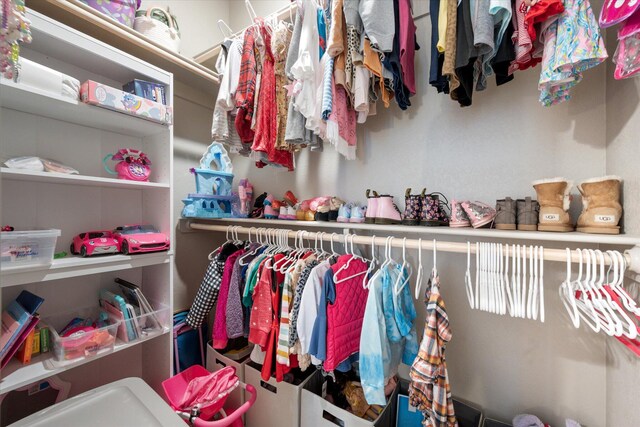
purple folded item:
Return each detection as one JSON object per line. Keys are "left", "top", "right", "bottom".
{"left": 79, "top": 0, "right": 138, "bottom": 28}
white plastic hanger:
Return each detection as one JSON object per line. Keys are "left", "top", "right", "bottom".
{"left": 497, "top": 244, "right": 506, "bottom": 315}
{"left": 416, "top": 238, "right": 426, "bottom": 300}
{"left": 334, "top": 235, "right": 368, "bottom": 284}
{"left": 475, "top": 242, "right": 480, "bottom": 310}
{"left": 560, "top": 248, "right": 580, "bottom": 328}
{"left": 393, "top": 238, "right": 413, "bottom": 296}
{"left": 464, "top": 241, "right": 474, "bottom": 308}
{"left": 588, "top": 249, "right": 619, "bottom": 336}
{"left": 217, "top": 19, "right": 233, "bottom": 38}
{"left": 504, "top": 244, "right": 515, "bottom": 317}
{"left": 538, "top": 246, "right": 545, "bottom": 322}
{"left": 430, "top": 239, "right": 439, "bottom": 292}
{"left": 527, "top": 246, "right": 535, "bottom": 319}
{"left": 363, "top": 235, "right": 378, "bottom": 289}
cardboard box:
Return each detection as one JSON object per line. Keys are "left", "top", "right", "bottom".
{"left": 123, "top": 79, "right": 167, "bottom": 105}
{"left": 206, "top": 342, "right": 251, "bottom": 412}
{"left": 244, "top": 361, "right": 316, "bottom": 427}
{"left": 80, "top": 80, "right": 172, "bottom": 125}
{"left": 301, "top": 372, "right": 399, "bottom": 427}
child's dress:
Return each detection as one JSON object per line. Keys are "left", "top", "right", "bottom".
{"left": 538, "top": 0, "right": 607, "bottom": 106}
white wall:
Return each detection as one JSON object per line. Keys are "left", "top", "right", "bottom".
{"left": 139, "top": 0, "right": 230, "bottom": 58}
{"left": 228, "top": 0, "right": 290, "bottom": 34}
{"left": 604, "top": 29, "right": 640, "bottom": 427}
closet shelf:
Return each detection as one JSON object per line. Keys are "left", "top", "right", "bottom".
{"left": 180, "top": 218, "right": 640, "bottom": 247}
{"left": 0, "top": 252, "right": 173, "bottom": 287}
{"left": 0, "top": 79, "right": 168, "bottom": 138}
{"left": 28, "top": 0, "right": 219, "bottom": 96}
{"left": 0, "top": 328, "right": 169, "bottom": 394}
{"left": 0, "top": 168, "right": 170, "bottom": 190}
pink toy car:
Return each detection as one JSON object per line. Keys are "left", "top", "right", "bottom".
{"left": 70, "top": 231, "right": 120, "bottom": 257}
{"left": 113, "top": 224, "right": 170, "bottom": 255}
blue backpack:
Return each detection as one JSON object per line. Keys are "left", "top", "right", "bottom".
{"left": 173, "top": 310, "right": 207, "bottom": 374}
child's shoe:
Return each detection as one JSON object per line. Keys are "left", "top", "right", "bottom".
{"left": 250, "top": 192, "right": 267, "bottom": 218}
{"left": 295, "top": 202, "right": 307, "bottom": 221}
{"left": 421, "top": 193, "right": 450, "bottom": 226}
{"left": 337, "top": 204, "right": 352, "bottom": 223}
{"left": 449, "top": 199, "right": 471, "bottom": 227}
{"left": 375, "top": 195, "right": 402, "bottom": 224}
{"left": 279, "top": 205, "right": 288, "bottom": 220}
{"left": 495, "top": 197, "right": 517, "bottom": 230}
{"left": 315, "top": 201, "right": 331, "bottom": 221}
{"left": 329, "top": 197, "right": 345, "bottom": 222}
{"left": 365, "top": 190, "right": 379, "bottom": 224}
{"left": 264, "top": 194, "right": 278, "bottom": 219}
{"left": 461, "top": 201, "right": 496, "bottom": 228}
{"left": 517, "top": 197, "right": 540, "bottom": 231}
{"left": 350, "top": 205, "right": 366, "bottom": 223}
{"left": 284, "top": 190, "right": 298, "bottom": 207}
{"left": 402, "top": 188, "right": 424, "bottom": 226}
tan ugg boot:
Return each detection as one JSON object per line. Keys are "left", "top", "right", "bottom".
{"left": 576, "top": 176, "right": 623, "bottom": 235}
{"left": 532, "top": 177, "right": 574, "bottom": 232}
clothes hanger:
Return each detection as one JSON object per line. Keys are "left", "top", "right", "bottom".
{"left": 394, "top": 238, "right": 413, "bottom": 296}
{"left": 475, "top": 242, "right": 481, "bottom": 310}
{"left": 464, "top": 241, "right": 474, "bottom": 308}
{"left": 370, "top": 236, "right": 392, "bottom": 288}
{"left": 430, "top": 239, "right": 438, "bottom": 292}
{"left": 608, "top": 250, "right": 640, "bottom": 315}
{"left": 217, "top": 19, "right": 233, "bottom": 39}
{"left": 416, "top": 238, "right": 426, "bottom": 300}
{"left": 364, "top": 235, "right": 378, "bottom": 289}
{"left": 504, "top": 244, "right": 515, "bottom": 317}
{"left": 601, "top": 250, "right": 638, "bottom": 339}
{"left": 538, "top": 246, "right": 545, "bottom": 322}
{"left": 334, "top": 235, "right": 368, "bottom": 284}
{"left": 560, "top": 248, "right": 581, "bottom": 328}
{"left": 527, "top": 246, "right": 536, "bottom": 319}
{"left": 588, "top": 249, "right": 619, "bottom": 336}
{"left": 578, "top": 249, "right": 611, "bottom": 334}
{"left": 209, "top": 225, "right": 233, "bottom": 260}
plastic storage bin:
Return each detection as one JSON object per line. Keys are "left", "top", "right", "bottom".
{"left": 0, "top": 229, "right": 60, "bottom": 270}
{"left": 244, "top": 361, "right": 316, "bottom": 427}
{"left": 46, "top": 307, "right": 118, "bottom": 366}
{"left": 206, "top": 342, "right": 253, "bottom": 415}
{"left": 301, "top": 372, "right": 398, "bottom": 427}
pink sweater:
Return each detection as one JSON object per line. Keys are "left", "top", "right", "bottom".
{"left": 212, "top": 249, "right": 244, "bottom": 349}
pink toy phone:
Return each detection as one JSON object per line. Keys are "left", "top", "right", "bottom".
{"left": 103, "top": 149, "right": 152, "bottom": 182}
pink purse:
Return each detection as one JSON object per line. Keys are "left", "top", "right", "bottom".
{"left": 103, "top": 148, "right": 152, "bottom": 182}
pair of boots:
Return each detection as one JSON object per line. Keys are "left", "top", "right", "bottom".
{"left": 364, "top": 190, "right": 404, "bottom": 225}
{"left": 402, "top": 188, "right": 450, "bottom": 226}
{"left": 532, "top": 176, "right": 623, "bottom": 234}
{"left": 495, "top": 197, "right": 539, "bottom": 231}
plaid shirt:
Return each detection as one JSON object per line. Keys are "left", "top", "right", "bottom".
{"left": 409, "top": 272, "right": 458, "bottom": 427}
{"left": 235, "top": 26, "right": 259, "bottom": 142}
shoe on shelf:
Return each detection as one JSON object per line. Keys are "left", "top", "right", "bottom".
{"left": 516, "top": 197, "right": 540, "bottom": 231}
{"left": 279, "top": 205, "right": 288, "bottom": 220}
{"left": 450, "top": 199, "right": 471, "bottom": 227}
{"left": 375, "top": 195, "right": 402, "bottom": 225}
{"left": 365, "top": 190, "right": 380, "bottom": 224}
{"left": 337, "top": 204, "right": 352, "bottom": 223}
{"left": 295, "top": 202, "right": 307, "bottom": 221}
{"left": 250, "top": 192, "right": 267, "bottom": 218}
{"left": 532, "top": 177, "right": 574, "bottom": 232}
{"left": 402, "top": 188, "right": 424, "bottom": 226}
{"left": 315, "top": 198, "right": 331, "bottom": 222}
{"left": 284, "top": 190, "right": 298, "bottom": 207}
{"left": 421, "top": 192, "right": 450, "bottom": 226}
{"left": 495, "top": 197, "right": 517, "bottom": 230}
{"left": 461, "top": 201, "right": 496, "bottom": 228}
{"left": 329, "top": 197, "right": 345, "bottom": 222}
{"left": 350, "top": 205, "right": 366, "bottom": 223}
{"left": 264, "top": 194, "right": 278, "bottom": 219}
{"left": 576, "top": 176, "right": 622, "bottom": 235}
{"left": 285, "top": 206, "right": 297, "bottom": 220}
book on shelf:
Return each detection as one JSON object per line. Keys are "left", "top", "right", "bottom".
{"left": 2, "top": 315, "right": 40, "bottom": 368}
{"left": 1, "top": 290, "right": 44, "bottom": 361}
{"left": 15, "top": 328, "right": 36, "bottom": 364}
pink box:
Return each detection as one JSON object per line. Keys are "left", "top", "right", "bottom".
{"left": 80, "top": 80, "right": 172, "bottom": 125}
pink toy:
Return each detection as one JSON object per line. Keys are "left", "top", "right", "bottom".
{"left": 614, "top": 10, "right": 640, "bottom": 79}
{"left": 600, "top": 0, "right": 640, "bottom": 28}
{"left": 103, "top": 149, "right": 152, "bottom": 182}
{"left": 162, "top": 365, "right": 257, "bottom": 427}
{"left": 70, "top": 230, "right": 120, "bottom": 257}
{"left": 113, "top": 224, "right": 170, "bottom": 255}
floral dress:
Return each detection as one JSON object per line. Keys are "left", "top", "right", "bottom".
{"left": 538, "top": 0, "right": 607, "bottom": 106}
{"left": 273, "top": 22, "right": 292, "bottom": 151}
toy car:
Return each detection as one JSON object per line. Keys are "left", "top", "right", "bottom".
{"left": 70, "top": 231, "right": 120, "bottom": 257}
{"left": 113, "top": 225, "right": 170, "bottom": 255}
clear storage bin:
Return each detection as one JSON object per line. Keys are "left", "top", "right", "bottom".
{"left": 46, "top": 307, "right": 118, "bottom": 365}
{"left": 0, "top": 229, "right": 60, "bottom": 270}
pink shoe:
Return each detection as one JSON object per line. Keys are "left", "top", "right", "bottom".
{"left": 375, "top": 195, "right": 402, "bottom": 225}
{"left": 450, "top": 199, "right": 471, "bottom": 227}
{"left": 365, "top": 190, "right": 379, "bottom": 224}
{"left": 461, "top": 201, "right": 496, "bottom": 228}
{"left": 264, "top": 195, "right": 278, "bottom": 219}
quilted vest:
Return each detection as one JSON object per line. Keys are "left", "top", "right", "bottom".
{"left": 324, "top": 255, "right": 369, "bottom": 372}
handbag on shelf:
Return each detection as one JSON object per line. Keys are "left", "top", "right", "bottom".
{"left": 78, "top": 0, "right": 140, "bottom": 28}
{"left": 134, "top": 6, "right": 181, "bottom": 53}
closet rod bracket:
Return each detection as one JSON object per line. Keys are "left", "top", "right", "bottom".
{"left": 626, "top": 245, "right": 640, "bottom": 274}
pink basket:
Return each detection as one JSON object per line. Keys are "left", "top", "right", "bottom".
{"left": 79, "top": 0, "right": 140, "bottom": 28}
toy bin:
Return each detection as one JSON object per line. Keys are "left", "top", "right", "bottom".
{"left": 301, "top": 372, "right": 399, "bottom": 427}
{"left": 0, "top": 229, "right": 60, "bottom": 270}
{"left": 46, "top": 307, "right": 118, "bottom": 366}
{"left": 244, "top": 361, "right": 316, "bottom": 427}
{"left": 181, "top": 194, "right": 234, "bottom": 219}
{"left": 128, "top": 302, "right": 171, "bottom": 342}
{"left": 206, "top": 342, "right": 253, "bottom": 416}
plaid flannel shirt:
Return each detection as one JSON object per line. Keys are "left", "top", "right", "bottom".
{"left": 409, "top": 273, "right": 458, "bottom": 427}
{"left": 235, "top": 26, "right": 259, "bottom": 142}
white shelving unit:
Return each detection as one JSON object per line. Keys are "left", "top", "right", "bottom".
{"left": 0, "top": 10, "right": 173, "bottom": 401}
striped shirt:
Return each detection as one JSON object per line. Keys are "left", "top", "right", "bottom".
{"left": 276, "top": 271, "right": 294, "bottom": 365}
{"left": 409, "top": 272, "right": 458, "bottom": 427}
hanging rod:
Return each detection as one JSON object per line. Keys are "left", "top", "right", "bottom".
{"left": 193, "top": 3, "right": 431, "bottom": 66}
{"left": 187, "top": 223, "right": 640, "bottom": 272}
